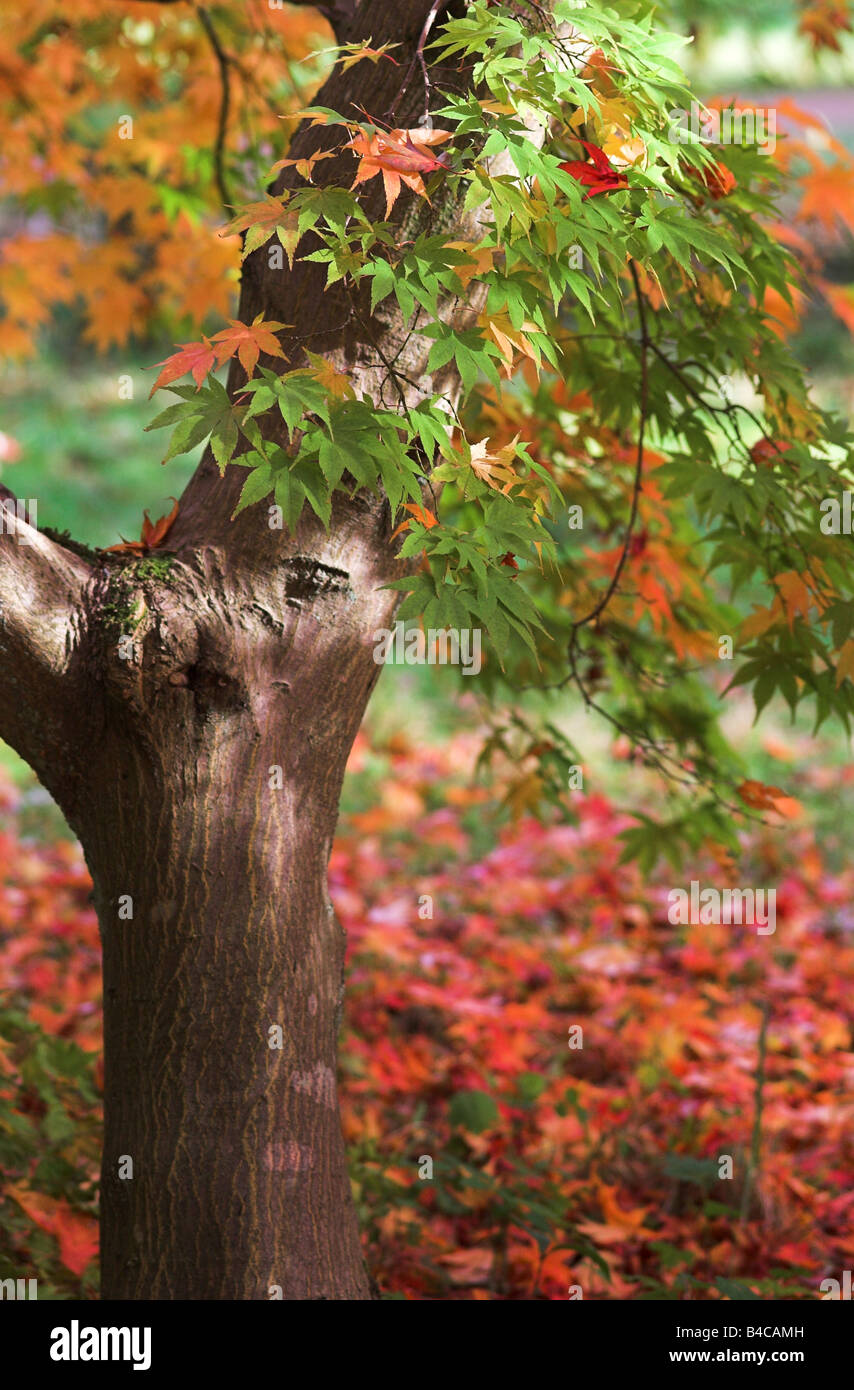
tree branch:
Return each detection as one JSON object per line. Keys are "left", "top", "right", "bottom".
{"left": 0, "top": 487, "right": 94, "bottom": 780}
{"left": 385, "top": 0, "right": 448, "bottom": 122}
{"left": 166, "top": 0, "right": 471, "bottom": 559}
{"left": 569, "top": 258, "right": 649, "bottom": 640}
{"left": 195, "top": 5, "right": 233, "bottom": 211}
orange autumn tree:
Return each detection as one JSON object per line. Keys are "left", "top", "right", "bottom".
{"left": 0, "top": 0, "right": 329, "bottom": 355}
{"left": 1, "top": 0, "right": 854, "bottom": 1300}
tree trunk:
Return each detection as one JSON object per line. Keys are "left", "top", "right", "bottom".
{"left": 34, "top": 489, "right": 404, "bottom": 1299}
{"left": 83, "top": 533, "right": 397, "bottom": 1299}
{"left": 0, "top": 0, "right": 490, "bottom": 1299}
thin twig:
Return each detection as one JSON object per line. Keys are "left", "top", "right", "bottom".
{"left": 568, "top": 258, "right": 649, "bottom": 649}
{"left": 347, "top": 290, "right": 412, "bottom": 412}
{"left": 386, "top": 0, "right": 447, "bottom": 124}
{"left": 196, "top": 5, "right": 232, "bottom": 211}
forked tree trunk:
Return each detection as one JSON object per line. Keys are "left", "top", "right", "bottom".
{"left": 0, "top": 0, "right": 495, "bottom": 1299}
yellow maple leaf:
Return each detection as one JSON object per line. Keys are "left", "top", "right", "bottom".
{"left": 774, "top": 571, "right": 812, "bottom": 631}
{"left": 480, "top": 312, "right": 542, "bottom": 377}
{"left": 466, "top": 435, "right": 522, "bottom": 493}
{"left": 835, "top": 638, "right": 854, "bottom": 687}
{"left": 602, "top": 133, "right": 646, "bottom": 168}
{"left": 444, "top": 240, "right": 496, "bottom": 291}
{"left": 270, "top": 150, "right": 335, "bottom": 185}
{"left": 291, "top": 109, "right": 350, "bottom": 128}
{"left": 478, "top": 99, "right": 516, "bottom": 115}
{"left": 303, "top": 350, "right": 355, "bottom": 400}
{"left": 695, "top": 271, "right": 732, "bottom": 309}
{"left": 569, "top": 94, "right": 639, "bottom": 144}
{"left": 336, "top": 40, "right": 400, "bottom": 71}
{"left": 501, "top": 770, "right": 543, "bottom": 820}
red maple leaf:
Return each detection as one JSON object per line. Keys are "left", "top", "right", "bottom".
{"left": 559, "top": 141, "right": 629, "bottom": 198}
{"left": 750, "top": 438, "right": 793, "bottom": 467}
{"left": 149, "top": 338, "right": 217, "bottom": 397}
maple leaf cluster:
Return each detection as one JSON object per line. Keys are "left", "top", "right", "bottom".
{"left": 149, "top": 314, "right": 287, "bottom": 396}
{"left": 0, "top": 1, "right": 324, "bottom": 358}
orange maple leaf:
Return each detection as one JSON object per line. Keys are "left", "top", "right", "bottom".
{"left": 210, "top": 313, "right": 288, "bottom": 377}
{"left": 737, "top": 779, "right": 789, "bottom": 811}
{"left": 391, "top": 502, "right": 438, "bottom": 539}
{"left": 437, "top": 1247, "right": 494, "bottom": 1285}
{"left": 774, "top": 570, "right": 813, "bottom": 631}
{"left": 798, "top": 159, "right": 854, "bottom": 236}
{"left": 220, "top": 196, "right": 300, "bottom": 260}
{"left": 482, "top": 315, "right": 542, "bottom": 377}
{"left": 820, "top": 280, "right": 854, "bottom": 336}
{"left": 799, "top": 3, "right": 852, "bottom": 52}
{"left": 687, "top": 159, "right": 737, "bottom": 200}
{"left": 595, "top": 1180, "right": 654, "bottom": 1233}
{"left": 105, "top": 497, "right": 179, "bottom": 554}
{"left": 149, "top": 337, "right": 217, "bottom": 397}
{"left": 345, "top": 127, "right": 453, "bottom": 217}
{"left": 581, "top": 47, "right": 623, "bottom": 96}
{"left": 444, "top": 239, "right": 496, "bottom": 290}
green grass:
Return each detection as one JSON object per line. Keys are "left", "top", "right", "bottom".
{"left": 0, "top": 350, "right": 200, "bottom": 551}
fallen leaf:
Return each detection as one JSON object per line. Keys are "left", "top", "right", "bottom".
{"left": 104, "top": 497, "right": 179, "bottom": 554}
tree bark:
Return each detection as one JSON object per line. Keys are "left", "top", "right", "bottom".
{"left": 0, "top": 0, "right": 489, "bottom": 1299}
{"left": 87, "top": 528, "right": 398, "bottom": 1299}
